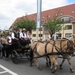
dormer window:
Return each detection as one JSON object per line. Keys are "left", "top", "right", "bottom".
{"left": 48, "top": 15, "right": 50, "bottom": 17}
{"left": 56, "top": 14, "right": 57, "bottom": 16}
{"left": 60, "top": 12, "right": 63, "bottom": 16}
{"left": 43, "top": 16, "right": 45, "bottom": 18}
{"left": 72, "top": 10, "right": 75, "bottom": 14}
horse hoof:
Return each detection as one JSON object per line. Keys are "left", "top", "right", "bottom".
{"left": 30, "top": 63, "right": 32, "bottom": 66}
{"left": 60, "top": 65, "right": 62, "bottom": 69}
{"left": 60, "top": 67, "right": 63, "bottom": 69}
{"left": 51, "top": 69, "right": 57, "bottom": 73}
{"left": 51, "top": 70, "right": 55, "bottom": 73}
{"left": 70, "top": 68, "right": 74, "bottom": 73}
{"left": 46, "top": 64, "right": 49, "bottom": 67}
{"left": 70, "top": 69, "right": 74, "bottom": 73}
{"left": 38, "top": 67, "right": 42, "bottom": 70}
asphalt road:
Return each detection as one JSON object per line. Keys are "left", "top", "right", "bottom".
{"left": 0, "top": 57, "right": 75, "bottom": 75}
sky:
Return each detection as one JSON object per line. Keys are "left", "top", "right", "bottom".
{"left": 0, "top": 0, "right": 75, "bottom": 30}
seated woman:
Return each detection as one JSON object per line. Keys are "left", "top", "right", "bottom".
{"left": 0, "top": 34, "right": 11, "bottom": 58}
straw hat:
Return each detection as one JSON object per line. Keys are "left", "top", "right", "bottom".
{"left": 22, "top": 28, "right": 26, "bottom": 31}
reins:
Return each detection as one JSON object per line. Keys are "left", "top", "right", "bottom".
{"left": 33, "top": 39, "right": 73, "bottom": 58}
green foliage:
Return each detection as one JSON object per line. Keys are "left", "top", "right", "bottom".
{"left": 14, "top": 17, "right": 36, "bottom": 31}
{"left": 44, "top": 13, "right": 63, "bottom": 37}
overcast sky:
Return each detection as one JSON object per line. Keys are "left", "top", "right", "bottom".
{"left": 0, "top": 0, "right": 75, "bottom": 30}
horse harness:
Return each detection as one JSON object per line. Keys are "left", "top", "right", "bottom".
{"left": 33, "top": 39, "right": 74, "bottom": 58}
{"left": 44, "top": 39, "right": 74, "bottom": 57}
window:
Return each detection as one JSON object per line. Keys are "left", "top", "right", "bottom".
{"left": 56, "top": 14, "right": 57, "bottom": 16}
{"left": 48, "top": 15, "right": 50, "bottom": 17}
{"left": 57, "top": 33, "right": 61, "bottom": 37}
{"left": 60, "top": 17, "right": 72, "bottom": 23}
{"left": 33, "top": 34, "right": 36, "bottom": 37}
{"left": 72, "top": 10, "right": 75, "bottom": 14}
{"left": 65, "top": 17, "right": 72, "bottom": 23}
{"left": 39, "top": 34, "right": 42, "bottom": 37}
{"left": 65, "top": 25, "right": 72, "bottom": 30}
{"left": 60, "top": 12, "right": 63, "bottom": 16}
{"left": 43, "top": 16, "right": 45, "bottom": 18}
{"left": 61, "top": 19, "right": 64, "bottom": 22}
{"left": 65, "top": 33, "right": 72, "bottom": 38}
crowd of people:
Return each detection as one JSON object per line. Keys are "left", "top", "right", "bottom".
{"left": 0, "top": 27, "right": 31, "bottom": 58}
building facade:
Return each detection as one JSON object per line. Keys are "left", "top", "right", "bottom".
{"left": 10, "top": 3, "right": 75, "bottom": 40}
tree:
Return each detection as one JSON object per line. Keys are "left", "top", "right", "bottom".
{"left": 14, "top": 17, "right": 36, "bottom": 32}
{"left": 44, "top": 13, "right": 63, "bottom": 37}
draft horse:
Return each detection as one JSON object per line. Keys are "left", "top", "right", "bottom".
{"left": 30, "top": 41, "right": 51, "bottom": 68}
{"left": 30, "top": 39, "right": 74, "bottom": 73}
{"left": 59, "top": 37, "right": 75, "bottom": 72}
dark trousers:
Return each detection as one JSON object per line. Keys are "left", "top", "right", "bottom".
{"left": 19, "top": 39, "right": 31, "bottom": 46}
{"left": 12, "top": 39, "right": 22, "bottom": 48}
{"left": 2, "top": 44, "right": 11, "bottom": 58}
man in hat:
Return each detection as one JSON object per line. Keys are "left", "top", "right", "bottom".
{"left": 11, "top": 27, "right": 23, "bottom": 48}
{"left": 19, "top": 28, "right": 31, "bottom": 46}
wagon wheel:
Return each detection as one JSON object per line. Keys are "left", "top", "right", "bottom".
{"left": 11, "top": 50, "right": 19, "bottom": 64}
{"left": 25, "top": 50, "right": 30, "bottom": 61}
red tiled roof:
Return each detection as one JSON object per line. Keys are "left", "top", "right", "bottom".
{"left": 11, "top": 3, "right": 75, "bottom": 28}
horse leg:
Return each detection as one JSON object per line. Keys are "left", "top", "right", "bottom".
{"left": 59, "top": 58, "right": 65, "bottom": 69}
{"left": 50, "top": 62, "right": 54, "bottom": 71}
{"left": 46, "top": 57, "right": 51, "bottom": 67}
{"left": 67, "top": 57, "right": 74, "bottom": 73}
{"left": 50, "top": 57, "right": 58, "bottom": 73}
{"left": 33, "top": 58, "right": 42, "bottom": 70}
{"left": 30, "top": 48, "right": 34, "bottom": 66}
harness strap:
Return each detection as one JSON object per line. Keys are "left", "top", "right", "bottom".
{"left": 45, "top": 42, "right": 48, "bottom": 53}
{"left": 45, "top": 42, "right": 50, "bottom": 61}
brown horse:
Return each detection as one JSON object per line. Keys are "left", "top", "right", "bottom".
{"left": 59, "top": 37, "right": 75, "bottom": 72}
{"left": 30, "top": 39, "right": 74, "bottom": 73}
{"left": 30, "top": 41, "right": 51, "bottom": 68}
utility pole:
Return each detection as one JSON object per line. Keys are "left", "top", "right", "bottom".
{"left": 36, "top": 0, "right": 42, "bottom": 40}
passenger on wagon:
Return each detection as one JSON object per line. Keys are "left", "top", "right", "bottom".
{"left": 7, "top": 33, "right": 12, "bottom": 45}
{"left": 19, "top": 28, "right": 31, "bottom": 46}
{"left": 0, "top": 34, "right": 10, "bottom": 58}
{"left": 0, "top": 39, "right": 3, "bottom": 50}
{"left": 11, "top": 27, "right": 24, "bottom": 48}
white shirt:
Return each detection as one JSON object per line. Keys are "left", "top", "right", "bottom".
{"left": 20, "top": 32, "right": 29, "bottom": 39}
{"left": 11, "top": 32, "right": 15, "bottom": 39}
{"left": 7, "top": 36, "right": 12, "bottom": 43}
{"left": 11, "top": 31, "right": 20, "bottom": 39}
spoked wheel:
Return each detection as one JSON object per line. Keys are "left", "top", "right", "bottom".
{"left": 11, "top": 50, "right": 19, "bottom": 64}
{"left": 25, "top": 50, "right": 30, "bottom": 61}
